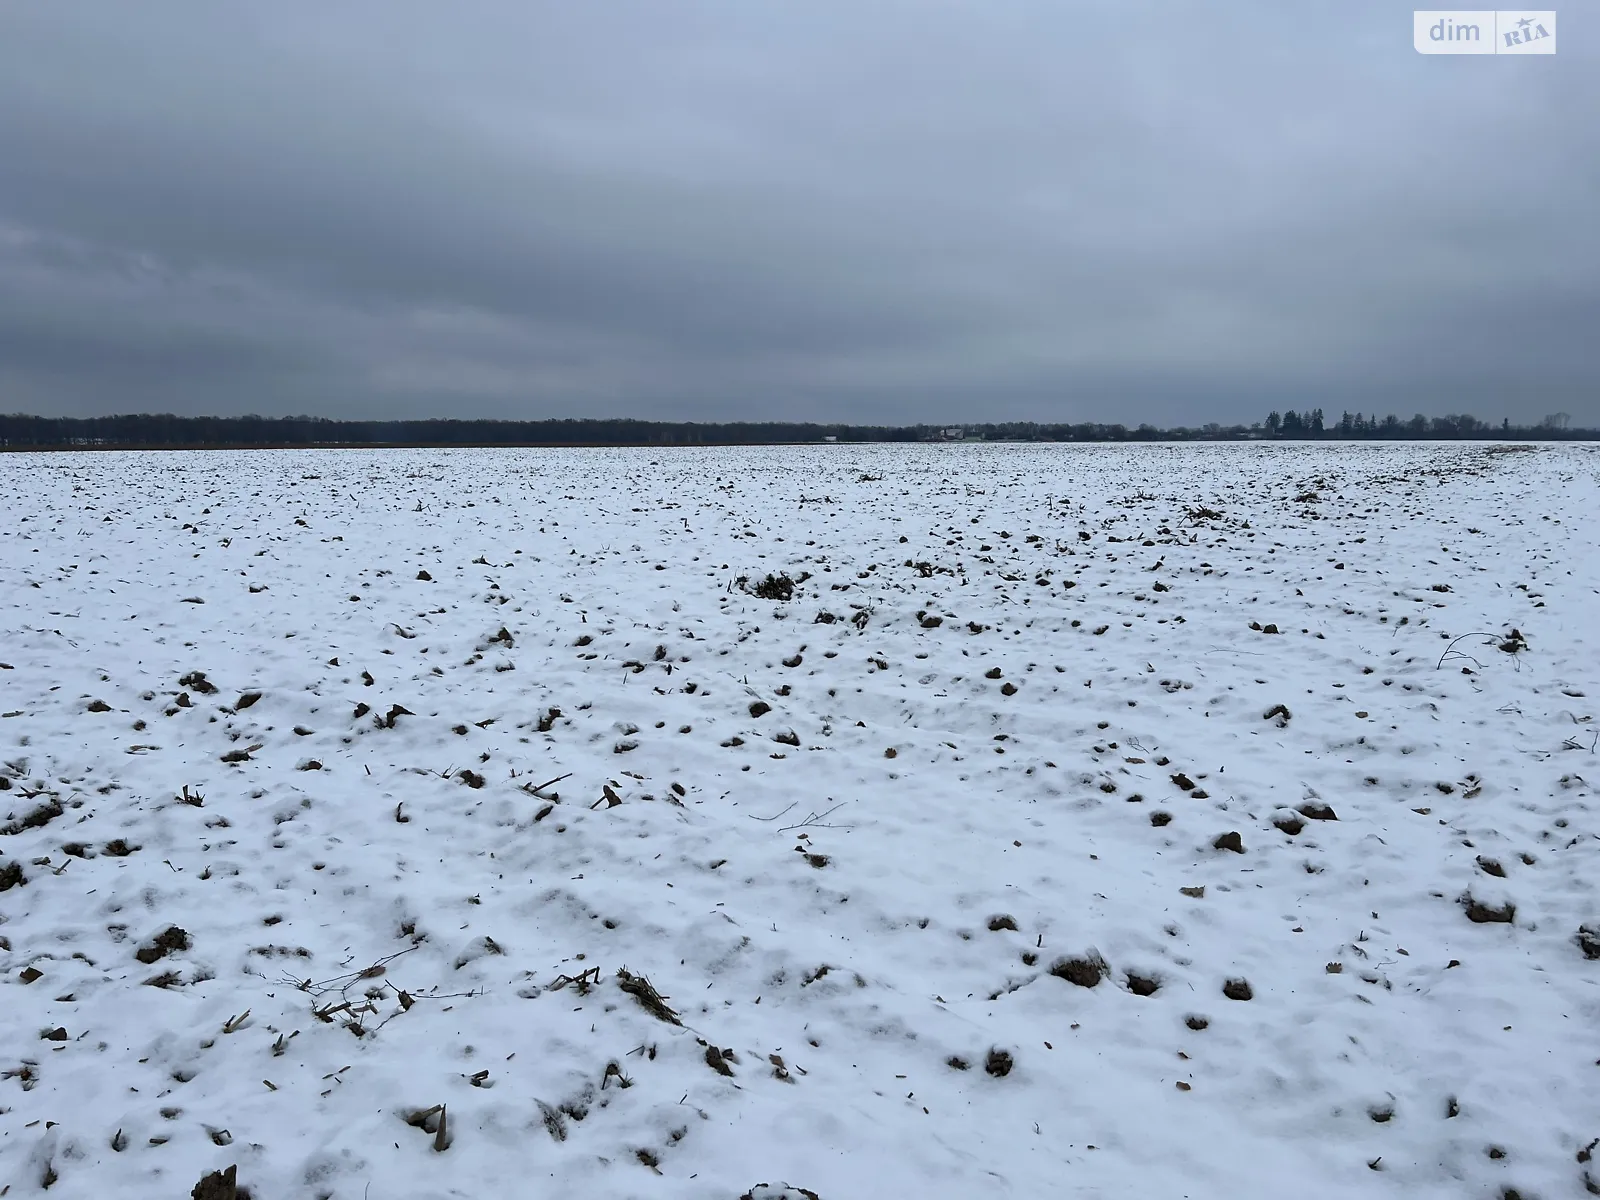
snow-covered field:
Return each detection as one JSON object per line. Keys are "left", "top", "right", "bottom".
{"left": 1, "top": 442, "right": 1597, "bottom": 1200}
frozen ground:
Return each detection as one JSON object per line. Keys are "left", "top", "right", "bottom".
{"left": 1, "top": 441, "right": 1597, "bottom": 1200}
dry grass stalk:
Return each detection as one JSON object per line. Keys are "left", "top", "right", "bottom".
{"left": 617, "top": 967, "right": 681, "bottom": 1024}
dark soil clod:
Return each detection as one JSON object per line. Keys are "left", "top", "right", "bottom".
{"left": 705, "top": 1045, "right": 735, "bottom": 1076}
{"left": 1126, "top": 971, "right": 1160, "bottom": 996}
{"left": 190, "top": 1163, "right": 243, "bottom": 1200}
{"left": 2, "top": 797, "right": 62, "bottom": 836}
{"left": 1576, "top": 925, "right": 1600, "bottom": 959}
{"left": 136, "top": 926, "right": 191, "bottom": 964}
{"left": 1222, "top": 978, "right": 1253, "bottom": 1001}
{"left": 753, "top": 574, "right": 796, "bottom": 601}
{"left": 179, "top": 672, "right": 218, "bottom": 696}
{"left": 1462, "top": 896, "right": 1515, "bottom": 924}
{"left": 740, "top": 1185, "right": 822, "bottom": 1200}
{"left": 1050, "top": 955, "right": 1107, "bottom": 988}
{"left": 984, "top": 1047, "right": 1013, "bottom": 1077}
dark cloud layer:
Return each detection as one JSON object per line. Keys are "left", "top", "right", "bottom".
{"left": 1, "top": 2, "right": 1595, "bottom": 425}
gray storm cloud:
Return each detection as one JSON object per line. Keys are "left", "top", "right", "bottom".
{"left": 1, "top": 1, "right": 1595, "bottom": 424}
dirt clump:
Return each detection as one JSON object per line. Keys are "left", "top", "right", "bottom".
{"left": 1050, "top": 954, "right": 1107, "bottom": 988}
{"left": 136, "top": 926, "right": 191, "bottom": 964}
{"left": 984, "top": 1048, "right": 1013, "bottom": 1077}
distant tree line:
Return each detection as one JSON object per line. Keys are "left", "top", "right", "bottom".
{"left": 0, "top": 414, "right": 920, "bottom": 449}
{"left": 0, "top": 410, "right": 1593, "bottom": 449}
{"left": 1257, "top": 408, "right": 1585, "bottom": 439}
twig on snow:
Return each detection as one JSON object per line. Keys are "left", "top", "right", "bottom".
{"left": 779, "top": 802, "right": 852, "bottom": 833}
{"left": 1561, "top": 730, "right": 1599, "bottom": 753}
{"left": 524, "top": 772, "right": 572, "bottom": 796}
{"left": 749, "top": 802, "right": 798, "bottom": 823}
{"left": 1438, "top": 630, "right": 1526, "bottom": 671}
{"left": 283, "top": 945, "right": 420, "bottom": 997}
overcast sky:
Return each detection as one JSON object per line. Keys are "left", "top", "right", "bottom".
{"left": 1, "top": 2, "right": 1594, "bottom": 426}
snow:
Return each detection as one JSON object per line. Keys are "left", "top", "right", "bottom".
{"left": 1, "top": 441, "right": 1597, "bottom": 1200}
